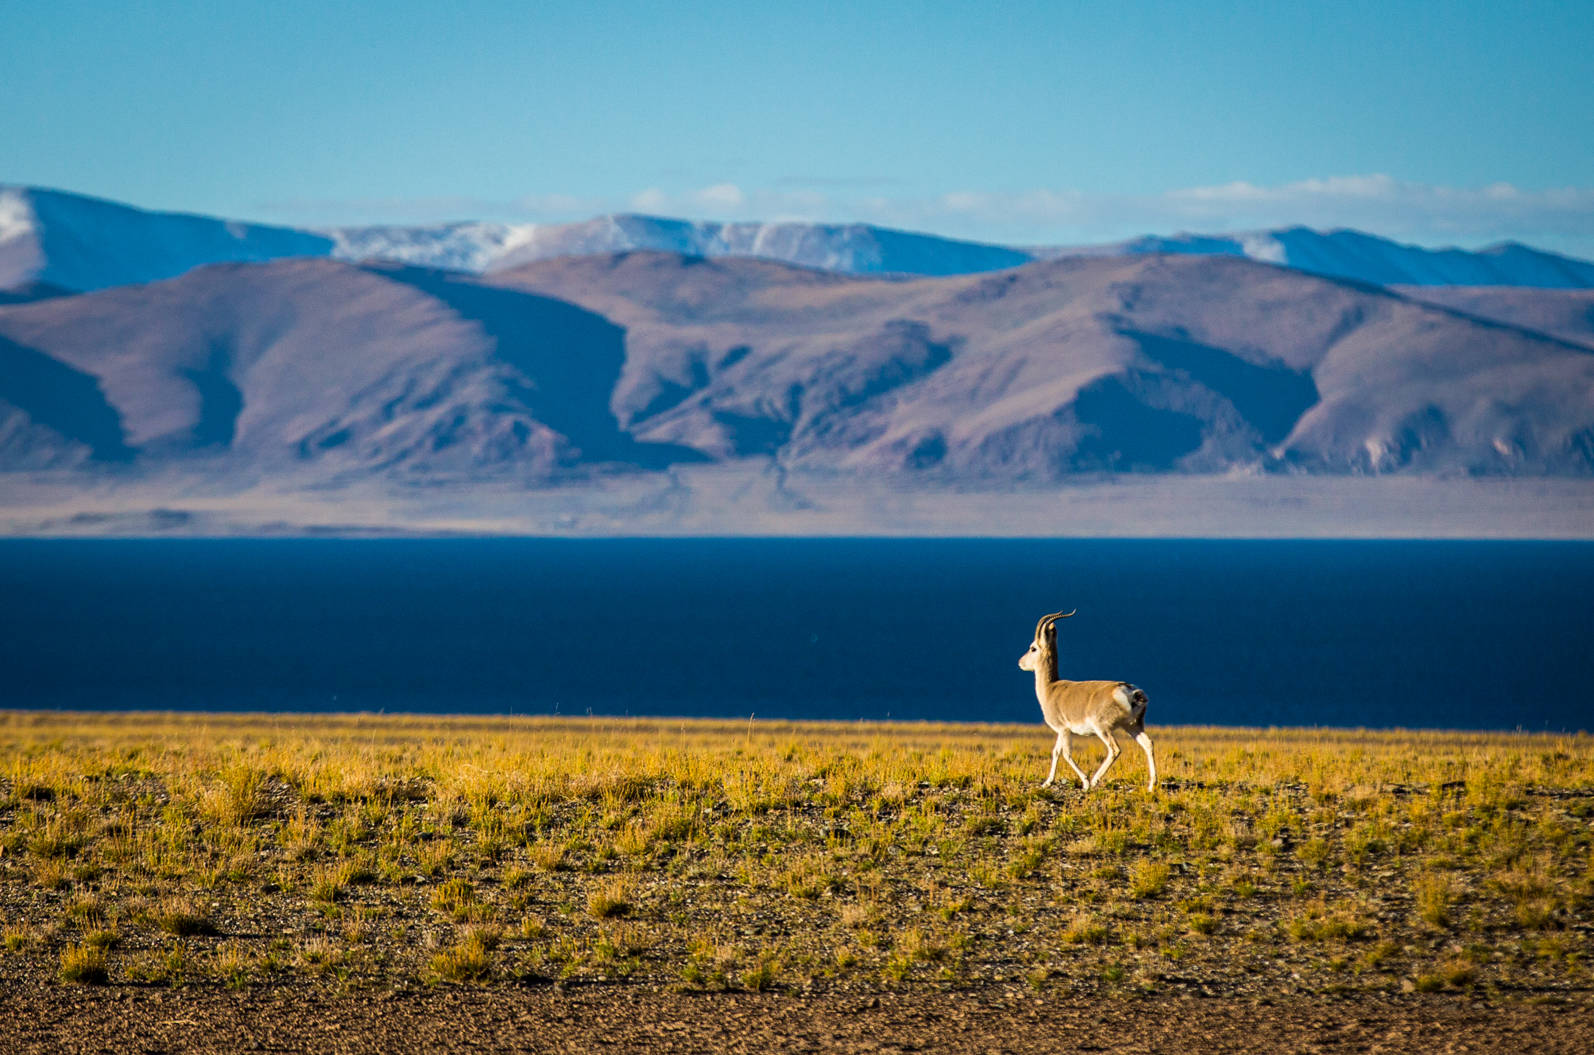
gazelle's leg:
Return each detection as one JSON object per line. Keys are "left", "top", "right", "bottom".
{"left": 1058, "top": 733, "right": 1089, "bottom": 789}
{"left": 1087, "top": 727, "right": 1120, "bottom": 789}
{"left": 1133, "top": 730, "right": 1156, "bottom": 791}
{"left": 1043, "top": 731, "right": 1064, "bottom": 786}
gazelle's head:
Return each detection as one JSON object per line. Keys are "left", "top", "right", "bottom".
{"left": 1018, "top": 609, "right": 1074, "bottom": 671}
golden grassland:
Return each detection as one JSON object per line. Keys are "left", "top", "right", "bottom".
{"left": 0, "top": 710, "right": 1590, "bottom": 1001}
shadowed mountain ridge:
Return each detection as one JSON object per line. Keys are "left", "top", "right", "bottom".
{"left": 2, "top": 251, "right": 1592, "bottom": 485}
{"left": 0, "top": 258, "right": 704, "bottom": 478}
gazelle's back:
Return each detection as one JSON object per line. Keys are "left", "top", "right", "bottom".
{"left": 1040, "top": 678, "right": 1144, "bottom": 735}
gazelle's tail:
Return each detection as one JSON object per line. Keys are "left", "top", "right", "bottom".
{"left": 1123, "top": 684, "right": 1149, "bottom": 726}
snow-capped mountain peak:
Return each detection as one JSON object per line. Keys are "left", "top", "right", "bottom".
{"left": 1035, "top": 225, "right": 1594, "bottom": 288}
{"left": 4, "top": 185, "right": 1594, "bottom": 294}
{"left": 326, "top": 221, "right": 542, "bottom": 273}
{"left": 0, "top": 185, "right": 333, "bottom": 293}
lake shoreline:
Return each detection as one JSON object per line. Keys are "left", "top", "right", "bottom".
{"left": 3, "top": 707, "right": 1589, "bottom": 738}
{"left": 6, "top": 470, "right": 1594, "bottom": 539}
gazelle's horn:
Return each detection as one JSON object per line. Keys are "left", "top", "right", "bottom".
{"left": 1034, "top": 609, "right": 1076, "bottom": 640}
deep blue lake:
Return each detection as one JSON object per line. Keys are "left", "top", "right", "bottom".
{"left": 0, "top": 538, "right": 1589, "bottom": 731}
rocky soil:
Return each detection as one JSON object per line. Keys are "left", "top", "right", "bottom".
{"left": 5, "top": 983, "right": 1593, "bottom": 1055}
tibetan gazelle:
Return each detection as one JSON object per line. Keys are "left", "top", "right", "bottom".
{"left": 1019, "top": 610, "right": 1156, "bottom": 791}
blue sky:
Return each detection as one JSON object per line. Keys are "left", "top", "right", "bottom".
{"left": 5, "top": 1, "right": 1593, "bottom": 254}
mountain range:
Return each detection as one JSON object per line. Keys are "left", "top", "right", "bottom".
{"left": 3, "top": 185, "right": 1593, "bottom": 536}
{"left": 6, "top": 185, "right": 1594, "bottom": 294}
{"left": 4, "top": 249, "right": 1592, "bottom": 480}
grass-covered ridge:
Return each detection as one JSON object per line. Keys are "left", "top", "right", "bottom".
{"left": 0, "top": 711, "right": 1589, "bottom": 999}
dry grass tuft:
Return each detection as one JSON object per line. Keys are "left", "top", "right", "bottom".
{"left": 58, "top": 942, "right": 109, "bottom": 984}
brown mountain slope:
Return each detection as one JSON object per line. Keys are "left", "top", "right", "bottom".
{"left": 3, "top": 252, "right": 1593, "bottom": 484}
{"left": 488, "top": 252, "right": 1594, "bottom": 478}
{"left": 1395, "top": 285, "right": 1594, "bottom": 349}
{"left": 0, "top": 259, "right": 693, "bottom": 477}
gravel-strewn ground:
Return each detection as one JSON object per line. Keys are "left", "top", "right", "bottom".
{"left": 5, "top": 984, "right": 1593, "bottom": 1055}
{"left": 4, "top": 715, "right": 1591, "bottom": 1052}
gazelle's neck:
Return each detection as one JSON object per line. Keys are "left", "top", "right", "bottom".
{"left": 1034, "top": 641, "right": 1060, "bottom": 700}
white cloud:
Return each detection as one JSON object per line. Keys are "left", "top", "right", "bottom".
{"left": 609, "top": 183, "right": 830, "bottom": 222}
{"left": 693, "top": 183, "right": 745, "bottom": 210}
{"left": 629, "top": 187, "right": 668, "bottom": 213}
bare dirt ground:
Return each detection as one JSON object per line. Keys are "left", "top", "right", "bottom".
{"left": 3, "top": 984, "right": 1592, "bottom": 1055}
